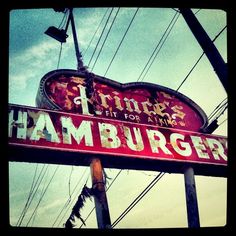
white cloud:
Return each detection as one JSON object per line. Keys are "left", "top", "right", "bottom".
{"left": 9, "top": 39, "right": 73, "bottom": 92}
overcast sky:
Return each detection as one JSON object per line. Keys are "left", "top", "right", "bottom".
{"left": 8, "top": 7, "right": 227, "bottom": 229}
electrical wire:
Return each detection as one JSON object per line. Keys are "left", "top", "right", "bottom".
{"left": 58, "top": 9, "right": 69, "bottom": 29}
{"left": 111, "top": 172, "right": 165, "bottom": 228}
{"left": 176, "top": 25, "right": 228, "bottom": 133}
{"left": 140, "top": 13, "right": 180, "bottom": 82}
{"left": 25, "top": 165, "right": 60, "bottom": 227}
{"left": 57, "top": 43, "right": 63, "bottom": 69}
{"left": 68, "top": 166, "right": 74, "bottom": 203}
{"left": 106, "top": 169, "right": 123, "bottom": 191}
{"left": 212, "top": 25, "right": 227, "bottom": 42}
{"left": 218, "top": 118, "right": 227, "bottom": 127}
{"left": 213, "top": 104, "right": 228, "bottom": 121}
{"left": 207, "top": 100, "right": 227, "bottom": 133}
{"left": 194, "top": 9, "right": 202, "bottom": 15}
{"left": 17, "top": 165, "right": 49, "bottom": 226}
{"left": 207, "top": 98, "right": 227, "bottom": 120}
{"left": 206, "top": 102, "right": 227, "bottom": 133}
{"left": 137, "top": 11, "right": 180, "bottom": 82}
{"left": 55, "top": 171, "right": 90, "bottom": 227}
{"left": 16, "top": 163, "right": 39, "bottom": 226}
{"left": 91, "top": 8, "right": 120, "bottom": 72}
{"left": 52, "top": 167, "right": 89, "bottom": 227}
{"left": 176, "top": 51, "right": 205, "bottom": 92}
{"left": 82, "top": 8, "right": 110, "bottom": 57}
{"left": 79, "top": 169, "right": 123, "bottom": 228}
{"left": 103, "top": 8, "right": 139, "bottom": 77}
{"left": 87, "top": 8, "right": 114, "bottom": 68}
{"left": 30, "top": 166, "right": 50, "bottom": 226}
{"left": 17, "top": 164, "right": 49, "bottom": 226}
{"left": 172, "top": 8, "right": 180, "bottom": 13}
{"left": 79, "top": 169, "right": 164, "bottom": 228}
{"left": 176, "top": 25, "right": 227, "bottom": 92}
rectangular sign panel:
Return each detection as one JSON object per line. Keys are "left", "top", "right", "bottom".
{"left": 8, "top": 104, "right": 227, "bottom": 176}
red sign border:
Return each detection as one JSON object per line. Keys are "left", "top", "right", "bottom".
{"left": 36, "top": 69, "right": 208, "bottom": 131}
{"left": 9, "top": 104, "right": 227, "bottom": 177}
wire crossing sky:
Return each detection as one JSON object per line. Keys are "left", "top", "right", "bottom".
{"left": 9, "top": 7, "right": 227, "bottom": 228}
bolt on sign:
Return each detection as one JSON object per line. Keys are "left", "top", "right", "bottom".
{"left": 36, "top": 69, "right": 208, "bottom": 132}
{"left": 9, "top": 104, "right": 227, "bottom": 177}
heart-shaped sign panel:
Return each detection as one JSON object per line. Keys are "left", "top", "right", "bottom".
{"left": 36, "top": 69, "right": 207, "bottom": 131}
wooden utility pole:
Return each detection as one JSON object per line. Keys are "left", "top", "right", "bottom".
{"left": 90, "top": 158, "right": 111, "bottom": 229}
{"left": 69, "top": 8, "right": 111, "bottom": 228}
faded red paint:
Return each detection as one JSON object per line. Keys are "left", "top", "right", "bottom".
{"left": 38, "top": 70, "right": 207, "bottom": 131}
{"left": 9, "top": 104, "right": 227, "bottom": 167}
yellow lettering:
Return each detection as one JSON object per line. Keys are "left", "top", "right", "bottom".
{"left": 124, "top": 97, "right": 141, "bottom": 114}
{"left": 171, "top": 105, "right": 186, "bottom": 120}
{"left": 141, "top": 99, "right": 156, "bottom": 116}
{"left": 98, "top": 93, "right": 112, "bottom": 109}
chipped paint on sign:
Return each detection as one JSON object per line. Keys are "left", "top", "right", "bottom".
{"left": 36, "top": 70, "right": 208, "bottom": 131}
{"left": 9, "top": 104, "right": 227, "bottom": 166}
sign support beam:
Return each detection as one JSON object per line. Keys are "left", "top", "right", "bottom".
{"left": 90, "top": 158, "right": 112, "bottom": 229}
{"left": 179, "top": 8, "right": 228, "bottom": 227}
{"left": 184, "top": 166, "right": 200, "bottom": 228}
{"left": 179, "top": 8, "right": 228, "bottom": 92}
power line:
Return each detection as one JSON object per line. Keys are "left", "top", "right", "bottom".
{"left": 79, "top": 169, "right": 123, "bottom": 228}
{"left": 105, "top": 169, "right": 123, "bottom": 191}
{"left": 103, "top": 8, "right": 139, "bottom": 77}
{"left": 30, "top": 166, "right": 50, "bottom": 226}
{"left": 176, "top": 25, "right": 227, "bottom": 92}
{"left": 111, "top": 172, "right": 165, "bottom": 228}
{"left": 87, "top": 8, "right": 114, "bottom": 68}
{"left": 56, "top": 171, "right": 90, "bottom": 227}
{"left": 213, "top": 104, "right": 228, "bottom": 121}
{"left": 25, "top": 165, "right": 60, "bottom": 227}
{"left": 16, "top": 163, "right": 39, "bottom": 226}
{"left": 201, "top": 97, "right": 227, "bottom": 133}
{"left": 52, "top": 167, "right": 89, "bottom": 227}
{"left": 176, "top": 51, "right": 205, "bottom": 92}
{"left": 208, "top": 98, "right": 227, "bottom": 121}
{"left": 218, "top": 118, "right": 227, "bottom": 127}
{"left": 140, "top": 13, "right": 180, "bottom": 82}
{"left": 68, "top": 166, "right": 74, "bottom": 203}
{"left": 141, "top": 13, "right": 180, "bottom": 81}
{"left": 212, "top": 25, "right": 227, "bottom": 41}
{"left": 17, "top": 164, "right": 49, "bottom": 226}
{"left": 56, "top": 43, "right": 63, "bottom": 69}
{"left": 174, "top": 8, "right": 201, "bottom": 15}
{"left": 137, "top": 11, "right": 180, "bottom": 82}
{"left": 91, "top": 8, "right": 120, "bottom": 72}
{"left": 172, "top": 8, "right": 180, "bottom": 13}
{"left": 194, "top": 9, "right": 202, "bottom": 15}
{"left": 82, "top": 8, "right": 110, "bottom": 57}
{"left": 58, "top": 9, "right": 69, "bottom": 29}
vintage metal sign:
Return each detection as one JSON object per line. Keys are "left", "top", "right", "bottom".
{"left": 9, "top": 104, "right": 227, "bottom": 176}
{"left": 36, "top": 69, "right": 208, "bottom": 132}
